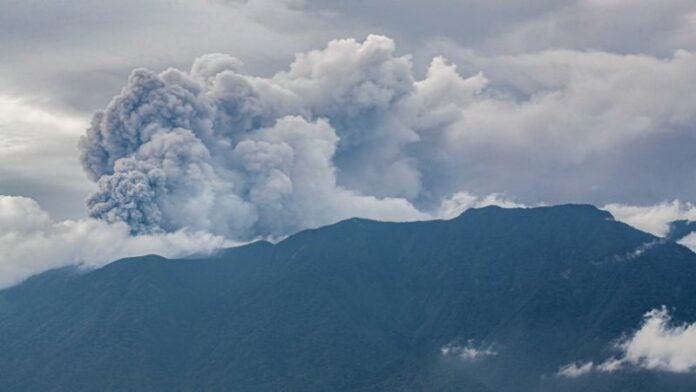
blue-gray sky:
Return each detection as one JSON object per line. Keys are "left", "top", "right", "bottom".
{"left": 3, "top": 0, "right": 696, "bottom": 287}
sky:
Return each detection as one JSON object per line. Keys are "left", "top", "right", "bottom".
{"left": 3, "top": 0, "right": 696, "bottom": 286}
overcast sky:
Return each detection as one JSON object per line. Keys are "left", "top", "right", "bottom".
{"left": 4, "top": 0, "right": 696, "bottom": 286}
{"left": 3, "top": 0, "right": 696, "bottom": 220}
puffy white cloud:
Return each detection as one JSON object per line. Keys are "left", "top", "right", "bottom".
{"left": 0, "top": 195, "right": 232, "bottom": 289}
{"left": 274, "top": 35, "right": 414, "bottom": 121}
{"left": 620, "top": 307, "right": 696, "bottom": 372}
{"left": 558, "top": 307, "right": 696, "bottom": 377}
{"left": 416, "top": 47, "right": 696, "bottom": 205}
{"left": 603, "top": 201, "right": 696, "bottom": 237}
{"left": 229, "top": 115, "right": 428, "bottom": 235}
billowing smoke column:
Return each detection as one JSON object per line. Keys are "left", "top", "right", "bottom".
{"left": 80, "top": 35, "right": 485, "bottom": 239}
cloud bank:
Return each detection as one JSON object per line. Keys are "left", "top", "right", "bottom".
{"left": 559, "top": 307, "right": 696, "bottom": 377}
{"left": 0, "top": 196, "right": 231, "bottom": 289}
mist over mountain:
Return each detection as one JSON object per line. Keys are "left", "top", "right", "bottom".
{"left": 2, "top": 204, "right": 696, "bottom": 391}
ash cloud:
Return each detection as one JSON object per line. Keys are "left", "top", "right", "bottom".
{"left": 79, "top": 35, "right": 696, "bottom": 240}
{"left": 79, "top": 35, "right": 448, "bottom": 239}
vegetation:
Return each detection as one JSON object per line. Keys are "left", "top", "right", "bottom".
{"left": 2, "top": 205, "right": 696, "bottom": 391}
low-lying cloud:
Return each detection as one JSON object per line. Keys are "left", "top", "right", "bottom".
{"left": 3, "top": 193, "right": 696, "bottom": 290}
{"left": 0, "top": 191, "right": 526, "bottom": 288}
{"left": 437, "top": 191, "right": 527, "bottom": 220}
{"left": 441, "top": 340, "right": 498, "bottom": 361}
{"left": 604, "top": 201, "right": 696, "bottom": 237}
{"left": 559, "top": 307, "right": 696, "bottom": 377}
{"left": 0, "top": 195, "right": 231, "bottom": 289}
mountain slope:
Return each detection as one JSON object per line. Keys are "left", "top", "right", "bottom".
{"left": 2, "top": 205, "right": 696, "bottom": 391}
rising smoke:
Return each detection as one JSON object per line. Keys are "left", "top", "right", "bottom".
{"left": 79, "top": 35, "right": 479, "bottom": 239}
{"left": 79, "top": 34, "right": 696, "bottom": 240}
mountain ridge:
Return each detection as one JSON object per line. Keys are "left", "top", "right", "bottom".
{"left": 2, "top": 204, "right": 695, "bottom": 391}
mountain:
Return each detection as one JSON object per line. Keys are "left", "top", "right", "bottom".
{"left": 2, "top": 204, "right": 696, "bottom": 391}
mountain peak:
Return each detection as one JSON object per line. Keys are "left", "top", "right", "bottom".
{"left": 457, "top": 203, "right": 614, "bottom": 220}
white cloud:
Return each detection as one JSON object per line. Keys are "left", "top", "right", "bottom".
{"left": 0, "top": 188, "right": 526, "bottom": 289}
{"left": 620, "top": 307, "right": 696, "bottom": 372}
{"left": 4, "top": 190, "right": 696, "bottom": 290}
{"left": 603, "top": 201, "right": 696, "bottom": 237}
{"left": 678, "top": 233, "right": 696, "bottom": 253}
{"left": 558, "top": 307, "right": 696, "bottom": 377}
{"left": 558, "top": 361, "right": 595, "bottom": 378}
{"left": 441, "top": 48, "right": 696, "bottom": 158}
{"left": 441, "top": 341, "right": 498, "bottom": 361}
{"left": 396, "top": 41, "right": 696, "bottom": 208}
{"left": 438, "top": 191, "right": 526, "bottom": 219}
{"left": 0, "top": 195, "right": 233, "bottom": 289}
